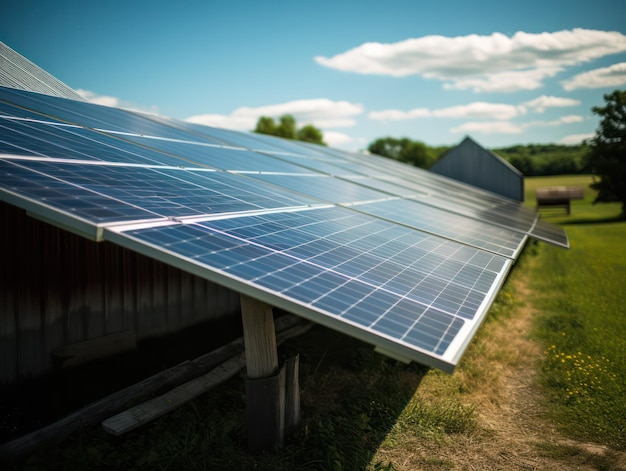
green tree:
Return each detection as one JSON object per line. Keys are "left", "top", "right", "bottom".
{"left": 297, "top": 124, "right": 326, "bottom": 145}
{"left": 274, "top": 114, "right": 297, "bottom": 139}
{"left": 367, "top": 137, "right": 438, "bottom": 169}
{"left": 253, "top": 115, "right": 326, "bottom": 145}
{"left": 254, "top": 116, "right": 276, "bottom": 136}
{"left": 586, "top": 90, "right": 626, "bottom": 218}
{"left": 495, "top": 144, "right": 589, "bottom": 176}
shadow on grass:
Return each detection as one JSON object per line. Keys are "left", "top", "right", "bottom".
{"left": 14, "top": 325, "right": 426, "bottom": 471}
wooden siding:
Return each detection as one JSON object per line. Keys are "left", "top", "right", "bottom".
{"left": 0, "top": 202, "right": 241, "bottom": 385}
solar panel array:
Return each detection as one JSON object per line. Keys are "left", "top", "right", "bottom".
{"left": 0, "top": 86, "right": 568, "bottom": 372}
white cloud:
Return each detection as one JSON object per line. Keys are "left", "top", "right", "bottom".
{"left": 185, "top": 112, "right": 254, "bottom": 130}
{"left": 369, "top": 96, "right": 579, "bottom": 123}
{"left": 450, "top": 113, "right": 585, "bottom": 136}
{"left": 562, "top": 62, "right": 626, "bottom": 90}
{"left": 368, "top": 108, "right": 430, "bottom": 121}
{"left": 323, "top": 131, "right": 354, "bottom": 147}
{"left": 77, "top": 89, "right": 121, "bottom": 107}
{"left": 432, "top": 102, "right": 522, "bottom": 120}
{"left": 443, "top": 67, "right": 562, "bottom": 93}
{"left": 559, "top": 133, "right": 595, "bottom": 145}
{"left": 186, "top": 98, "right": 363, "bottom": 131}
{"left": 451, "top": 121, "right": 524, "bottom": 134}
{"left": 524, "top": 115, "right": 584, "bottom": 128}
{"left": 521, "top": 95, "right": 581, "bottom": 113}
{"left": 316, "top": 29, "right": 626, "bottom": 92}
{"left": 76, "top": 89, "right": 159, "bottom": 115}
{"left": 369, "top": 102, "right": 522, "bottom": 121}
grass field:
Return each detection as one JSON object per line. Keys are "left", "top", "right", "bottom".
{"left": 524, "top": 175, "right": 626, "bottom": 449}
{"left": 16, "top": 175, "right": 626, "bottom": 470}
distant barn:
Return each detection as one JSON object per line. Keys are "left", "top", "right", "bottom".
{"left": 431, "top": 136, "right": 524, "bottom": 202}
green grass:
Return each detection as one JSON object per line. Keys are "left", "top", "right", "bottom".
{"left": 20, "top": 330, "right": 429, "bottom": 471}
{"left": 524, "top": 174, "right": 622, "bottom": 223}
{"left": 525, "top": 175, "right": 626, "bottom": 449}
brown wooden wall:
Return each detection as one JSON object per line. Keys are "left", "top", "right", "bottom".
{"left": 0, "top": 201, "right": 241, "bottom": 385}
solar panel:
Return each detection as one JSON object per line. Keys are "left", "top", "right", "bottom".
{"left": 0, "top": 85, "right": 568, "bottom": 372}
{"left": 107, "top": 207, "right": 512, "bottom": 369}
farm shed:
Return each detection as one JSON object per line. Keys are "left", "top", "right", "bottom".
{"left": 431, "top": 136, "right": 525, "bottom": 202}
{"left": 0, "top": 43, "right": 569, "bottom": 398}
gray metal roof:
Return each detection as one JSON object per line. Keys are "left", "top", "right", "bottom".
{"left": 431, "top": 136, "right": 525, "bottom": 202}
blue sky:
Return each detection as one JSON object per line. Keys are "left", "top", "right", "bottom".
{"left": 2, "top": 0, "right": 626, "bottom": 151}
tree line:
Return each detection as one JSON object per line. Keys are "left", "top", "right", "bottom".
{"left": 366, "top": 137, "right": 590, "bottom": 177}
{"left": 252, "top": 115, "right": 590, "bottom": 177}
{"left": 253, "top": 89, "right": 625, "bottom": 217}
{"left": 254, "top": 114, "right": 326, "bottom": 146}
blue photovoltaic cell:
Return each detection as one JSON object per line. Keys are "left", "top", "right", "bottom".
{"left": 263, "top": 153, "right": 368, "bottom": 176}
{"left": 530, "top": 219, "right": 570, "bottom": 248}
{"left": 119, "top": 134, "right": 319, "bottom": 174}
{"left": 0, "top": 115, "right": 214, "bottom": 167}
{"left": 182, "top": 121, "right": 323, "bottom": 156}
{"left": 355, "top": 199, "right": 526, "bottom": 257}
{"left": 0, "top": 85, "right": 568, "bottom": 371}
{"left": 0, "top": 159, "right": 159, "bottom": 222}
{"left": 0, "top": 158, "right": 320, "bottom": 222}
{"left": 0, "top": 99, "right": 66, "bottom": 123}
{"left": 120, "top": 205, "right": 510, "bottom": 359}
{"left": 248, "top": 174, "right": 527, "bottom": 257}
{"left": 1, "top": 87, "right": 222, "bottom": 144}
{"left": 342, "top": 175, "right": 425, "bottom": 197}
{"left": 251, "top": 173, "right": 389, "bottom": 204}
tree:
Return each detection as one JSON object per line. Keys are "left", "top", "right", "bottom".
{"left": 253, "top": 115, "right": 326, "bottom": 146}
{"left": 274, "top": 115, "right": 297, "bottom": 139}
{"left": 367, "top": 137, "right": 438, "bottom": 169}
{"left": 254, "top": 116, "right": 276, "bottom": 136}
{"left": 297, "top": 124, "right": 326, "bottom": 145}
{"left": 586, "top": 90, "right": 626, "bottom": 218}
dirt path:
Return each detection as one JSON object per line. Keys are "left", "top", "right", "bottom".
{"left": 376, "top": 269, "right": 626, "bottom": 470}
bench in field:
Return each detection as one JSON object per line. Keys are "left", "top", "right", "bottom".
{"left": 536, "top": 186, "right": 584, "bottom": 215}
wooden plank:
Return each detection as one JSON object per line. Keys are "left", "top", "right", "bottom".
{"left": 0, "top": 315, "right": 310, "bottom": 460}
{"left": 0, "top": 360, "right": 201, "bottom": 462}
{"left": 102, "top": 353, "right": 247, "bottom": 436}
{"left": 101, "top": 316, "right": 310, "bottom": 437}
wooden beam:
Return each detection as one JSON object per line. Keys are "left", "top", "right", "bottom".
{"left": 102, "top": 353, "right": 247, "bottom": 436}
{"left": 0, "top": 315, "right": 308, "bottom": 462}
{"left": 0, "top": 360, "right": 200, "bottom": 462}
{"left": 240, "top": 294, "right": 278, "bottom": 379}
{"left": 240, "top": 294, "right": 283, "bottom": 451}
{"left": 100, "top": 317, "right": 312, "bottom": 437}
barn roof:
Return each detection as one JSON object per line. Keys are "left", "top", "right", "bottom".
{"left": 431, "top": 136, "right": 524, "bottom": 201}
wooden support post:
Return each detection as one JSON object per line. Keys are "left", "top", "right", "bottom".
{"left": 240, "top": 294, "right": 283, "bottom": 452}
{"left": 240, "top": 294, "right": 279, "bottom": 378}
{"left": 284, "top": 354, "right": 301, "bottom": 437}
